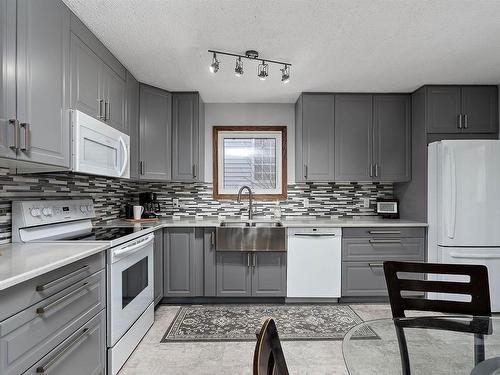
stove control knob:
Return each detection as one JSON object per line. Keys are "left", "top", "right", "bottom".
{"left": 30, "top": 208, "right": 41, "bottom": 217}
{"left": 80, "top": 205, "right": 87, "bottom": 213}
{"left": 42, "top": 207, "right": 52, "bottom": 216}
{"left": 86, "top": 205, "right": 93, "bottom": 212}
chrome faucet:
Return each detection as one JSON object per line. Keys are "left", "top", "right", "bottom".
{"left": 237, "top": 185, "right": 254, "bottom": 220}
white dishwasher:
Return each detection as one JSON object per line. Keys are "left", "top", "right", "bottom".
{"left": 287, "top": 227, "right": 342, "bottom": 299}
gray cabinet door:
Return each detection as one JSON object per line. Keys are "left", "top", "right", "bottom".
{"left": 372, "top": 95, "right": 411, "bottom": 182}
{"left": 204, "top": 228, "right": 217, "bottom": 297}
{"left": 426, "top": 86, "right": 461, "bottom": 133}
{"left": 216, "top": 252, "right": 251, "bottom": 297}
{"left": 172, "top": 93, "right": 199, "bottom": 181}
{"left": 16, "top": 0, "right": 71, "bottom": 167}
{"left": 251, "top": 252, "right": 286, "bottom": 297}
{"left": 102, "top": 63, "right": 127, "bottom": 133}
{"left": 163, "top": 228, "right": 203, "bottom": 297}
{"left": 461, "top": 86, "right": 498, "bottom": 133}
{"left": 70, "top": 33, "right": 102, "bottom": 120}
{"left": 334, "top": 94, "right": 372, "bottom": 181}
{"left": 126, "top": 72, "right": 140, "bottom": 179}
{"left": 0, "top": 0, "right": 17, "bottom": 159}
{"left": 139, "top": 85, "right": 171, "bottom": 181}
{"left": 300, "top": 94, "right": 335, "bottom": 181}
{"left": 154, "top": 229, "right": 164, "bottom": 305}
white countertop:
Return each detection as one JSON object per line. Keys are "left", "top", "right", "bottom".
{"left": 0, "top": 242, "right": 109, "bottom": 291}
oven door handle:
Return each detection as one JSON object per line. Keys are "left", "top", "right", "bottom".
{"left": 113, "top": 234, "right": 154, "bottom": 258}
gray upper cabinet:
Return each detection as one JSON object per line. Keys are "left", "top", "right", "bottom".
{"left": 101, "top": 63, "right": 126, "bottom": 133}
{"left": 0, "top": 0, "right": 17, "bottom": 160}
{"left": 334, "top": 94, "right": 372, "bottom": 181}
{"left": 127, "top": 72, "right": 140, "bottom": 179}
{"left": 426, "top": 85, "right": 498, "bottom": 134}
{"left": 372, "top": 95, "right": 411, "bottom": 182}
{"left": 15, "top": 0, "right": 71, "bottom": 167}
{"left": 251, "top": 252, "right": 286, "bottom": 297}
{"left": 139, "top": 85, "right": 171, "bottom": 181}
{"left": 216, "top": 252, "right": 252, "bottom": 297}
{"left": 163, "top": 228, "right": 204, "bottom": 297}
{"left": 295, "top": 94, "right": 335, "bottom": 181}
{"left": 461, "top": 86, "right": 498, "bottom": 133}
{"left": 172, "top": 92, "right": 205, "bottom": 182}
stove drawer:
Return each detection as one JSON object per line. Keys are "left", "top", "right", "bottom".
{"left": 0, "top": 270, "right": 105, "bottom": 375}
{"left": 0, "top": 252, "right": 104, "bottom": 322}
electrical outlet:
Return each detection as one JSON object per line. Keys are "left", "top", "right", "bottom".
{"left": 362, "top": 197, "right": 370, "bottom": 208}
{"left": 172, "top": 198, "right": 179, "bottom": 208}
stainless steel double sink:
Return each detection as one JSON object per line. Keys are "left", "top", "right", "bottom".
{"left": 215, "top": 221, "right": 287, "bottom": 252}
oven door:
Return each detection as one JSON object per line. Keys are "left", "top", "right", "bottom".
{"left": 72, "top": 110, "right": 130, "bottom": 179}
{"left": 108, "top": 233, "right": 154, "bottom": 346}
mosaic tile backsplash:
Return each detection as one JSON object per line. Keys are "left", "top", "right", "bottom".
{"left": 0, "top": 167, "right": 393, "bottom": 244}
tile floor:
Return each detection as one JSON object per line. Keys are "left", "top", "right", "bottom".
{"left": 118, "top": 303, "right": 393, "bottom": 375}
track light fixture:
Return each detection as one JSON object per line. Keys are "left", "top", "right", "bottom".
{"left": 207, "top": 49, "right": 291, "bottom": 82}
{"left": 209, "top": 52, "right": 219, "bottom": 73}
{"left": 234, "top": 57, "right": 243, "bottom": 77}
{"left": 257, "top": 61, "right": 269, "bottom": 80}
{"left": 281, "top": 64, "right": 290, "bottom": 83}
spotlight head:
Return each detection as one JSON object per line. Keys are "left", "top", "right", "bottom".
{"left": 235, "top": 57, "right": 243, "bottom": 77}
{"left": 281, "top": 65, "right": 290, "bottom": 83}
{"left": 257, "top": 61, "right": 269, "bottom": 81}
{"left": 209, "top": 53, "right": 219, "bottom": 73}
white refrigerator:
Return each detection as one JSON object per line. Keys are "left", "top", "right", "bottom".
{"left": 428, "top": 140, "right": 500, "bottom": 311}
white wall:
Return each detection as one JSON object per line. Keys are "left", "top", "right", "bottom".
{"left": 204, "top": 103, "right": 295, "bottom": 183}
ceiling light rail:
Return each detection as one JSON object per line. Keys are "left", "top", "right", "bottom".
{"left": 208, "top": 49, "right": 291, "bottom": 82}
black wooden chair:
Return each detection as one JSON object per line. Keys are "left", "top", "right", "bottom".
{"left": 383, "top": 261, "right": 492, "bottom": 375}
{"left": 253, "top": 318, "right": 289, "bottom": 375}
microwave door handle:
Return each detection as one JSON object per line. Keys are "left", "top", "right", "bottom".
{"left": 118, "top": 137, "right": 128, "bottom": 177}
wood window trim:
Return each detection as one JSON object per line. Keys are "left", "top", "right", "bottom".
{"left": 213, "top": 126, "right": 288, "bottom": 200}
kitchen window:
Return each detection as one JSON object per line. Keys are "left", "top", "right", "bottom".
{"left": 213, "top": 126, "right": 287, "bottom": 200}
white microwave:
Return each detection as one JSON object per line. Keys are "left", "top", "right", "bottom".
{"left": 72, "top": 110, "right": 130, "bottom": 178}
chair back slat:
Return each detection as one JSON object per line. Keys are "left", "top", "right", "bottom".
{"left": 253, "top": 318, "right": 289, "bottom": 375}
{"left": 384, "top": 261, "right": 491, "bottom": 318}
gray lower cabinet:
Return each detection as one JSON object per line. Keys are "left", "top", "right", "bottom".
{"left": 163, "top": 228, "right": 204, "bottom": 297}
{"left": 341, "top": 227, "right": 425, "bottom": 298}
{"left": 295, "top": 94, "right": 335, "bottom": 181}
{"left": 126, "top": 71, "right": 140, "bottom": 179}
{"left": 154, "top": 229, "right": 164, "bottom": 305}
{"left": 334, "top": 94, "right": 373, "bottom": 181}
{"left": 172, "top": 92, "right": 205, "bottom": 182}
{"left": 139, "top": 84, "right": 172, "bottom": 181}
{"left": 24, "top": 310, "right": 106, "bottom": 375}
{"left": 204, "top": 228, "right": 217, "bottom": 297}
{"left": 0, "top": 0, "right": 17, "bottom": 160}
{"left": 216, "top": 252, "right": 287, "bottom": 297}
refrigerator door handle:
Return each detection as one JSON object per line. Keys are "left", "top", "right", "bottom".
{"left": 444, "top": 146, "right": 457, "bottom": 239}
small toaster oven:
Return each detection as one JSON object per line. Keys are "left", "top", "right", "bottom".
{"left": 376, "top": 199, "right": 399, "bottom": 219}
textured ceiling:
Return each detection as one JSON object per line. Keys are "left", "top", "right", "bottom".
{"left": 63, "top": 0, "right": 500, "bottom": 103}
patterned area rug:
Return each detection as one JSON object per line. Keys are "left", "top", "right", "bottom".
{"left": 161, "top": 304, "right": 377, "bottom": 342}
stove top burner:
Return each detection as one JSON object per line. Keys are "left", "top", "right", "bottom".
{"left": 62, "top": 226, "right": 145, "bottom": 241}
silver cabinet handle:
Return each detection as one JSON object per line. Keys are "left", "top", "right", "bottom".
{"left": 8, "top": 119, "right": 19, "bottom": 150}
{"left": 369, "top": 164, "right": 373, "bottom": 177}
{"left": 369, "top": 239, "right": 402, "bottom": 244}
{"left": 375, "top": 164, "right": 379, "bottom": 177}
{"left": 104, "top": 101, "right": 109, "bottom": 121}
{"left": 293, "top": 233, "right": 337, "bottom": 237}
{"left": 464, "top": 114, "right": 468, "bottom": 129}
{"left": 98, "top": 99, "right": 104, "bottom": 119}
{"left": 247, "top": 253, "right": 251, "bottom": 267}
{"left": 140, "top": 161, "right": 145, "bottom": 175}
{"left": 210, "top": 232, "right": 215, "bottom": 247}
{"left": 36, "top": 327, "right": 90, "bottom": 374}
{"left": 252, "top": 253, "right": 256, "bottom": 267}
{"left": 36, "top": 265, "right": 89, "bottom": 291}
{"left": 368, "top": 263, "right": 384, "bottom": 268}
{"left": 192, "top": 164, "right": 196, "bottom": 178}
{"left": 19, "top": 122, "right": 29, "bottom": 152}
{"left": 368, "top": 230, "right": 401, "bottom": 235}
{"left": 36, "top": 282, "right": 89, "bottom": 315}
{"left": 304, "top": 165, "right": 308, "bottom": 179}
{"left": 457, "top": 114, "right": 463, "bottom": 129}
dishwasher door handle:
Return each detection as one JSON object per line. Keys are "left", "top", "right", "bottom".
{"left": 293, "top": 233, "right": 337, "bottom": 237}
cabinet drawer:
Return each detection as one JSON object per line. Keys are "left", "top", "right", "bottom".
{"left": 0, "top": 270, "right": 105, "bottom": 375}
{"left": 24, "top": 310, "right": 106, "bottom": 375}
{"left": 342, "top": 227, "right": 425, "bottom": 238}
{"left": 342, "top": 238, "right": 425, "bottom": 261}
{"left": 341, "top": 262, "right": 423, "bottom": 297}
{"left": 0, "top": 252, "right": 104, "bottom": 322}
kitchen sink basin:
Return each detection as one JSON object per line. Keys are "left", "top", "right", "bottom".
{"left": 216, "top": 221, "right": 286, "bottom": 252}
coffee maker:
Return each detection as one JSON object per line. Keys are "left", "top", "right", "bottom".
{"left": 139, "top": 192, "right": 161, "bottom": 218}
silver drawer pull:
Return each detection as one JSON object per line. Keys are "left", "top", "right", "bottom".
{"left": 368, "top": 230, "right": 401, "bottom": 235}
{"left": 36, "top": 265, "right": 89, "bottom": 292}
{"left": 36, "top": 327, "right": 90, "bottom": 374}
{"left": 36, "top": 282, "right": 89, "bottom": 315}
{"left": 293, "top": 233, "right": 337, "bottom": 237}
{"left": 368, "top": 263, "right": 384, "bottom": 268}
{"left": 369, "top": 239, "right": 402, "bottom": 244}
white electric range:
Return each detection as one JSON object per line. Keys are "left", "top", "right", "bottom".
{"left": 12, "top": 199, "right": 154, "bottom": 375}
